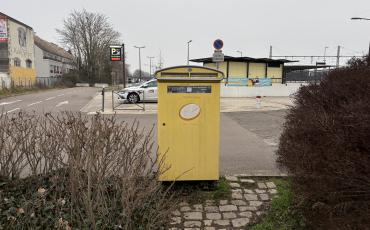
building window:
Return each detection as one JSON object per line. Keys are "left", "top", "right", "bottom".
{"left": 14, "top": 58, "right": 21, "bottom": 67}
{"left": 18, "top": 28, "right": 27, "bottom": 47}
{"left": 50, "top": 65, "right": 54, "bottom": 73}
{"left": 26, "top": 59, "right": 32, "bottom": 68}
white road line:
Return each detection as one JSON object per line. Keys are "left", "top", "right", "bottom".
{"left": 2, "top": 108, "right": 20, "bottom": 115}
{"left": 56, "top": 101, "right": 69, "bottom": 107}
{"left": 0, "top": 99, "right": 22, "bottom": 106}
{"left": 27, "top": 101, "right": 42, "bottom": 107}
{"left": 45, "top": 97, "right": 56, "bottom": 101}
{"left": 57, "top": 94, "right": 64, "bottom": 97}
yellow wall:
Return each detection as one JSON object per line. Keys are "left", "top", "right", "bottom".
{"left": 228, "top": 62, "right": 247, "bottom": 78}
{"left": 9, "top": 66, "right": 36, "bottom": 86}
{"left": 267, "top": 64, "right": 283, "bottom": 78}
{"left": 248, "top": 63, "right": 266, "bottom": 78}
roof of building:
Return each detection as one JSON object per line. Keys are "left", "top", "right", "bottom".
{"left": 190, "top": 55, "right": 295, "bottom": 64}
{"left": 34, "top": 35, "right": 73, "bottom": 60}
{"left": 0, "top": 12, "right": 33, "bottom": 30}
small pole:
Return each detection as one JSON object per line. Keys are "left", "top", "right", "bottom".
{"left": 122, "top": 43, "right": 126, "bottom": 88}
{"left": 102, "top": 87, "right": 105, "bottom": 112}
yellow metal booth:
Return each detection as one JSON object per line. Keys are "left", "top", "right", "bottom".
{"left": 155, "top": 66, "right": 224, "bottom": 181}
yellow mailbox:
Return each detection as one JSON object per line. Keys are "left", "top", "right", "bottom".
{"left": 155, "top": 66, "right": 224, "bottom": 181}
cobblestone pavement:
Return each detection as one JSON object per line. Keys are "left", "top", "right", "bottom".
{"left": 169, "top": 175, "right": 280, "bottom": 229}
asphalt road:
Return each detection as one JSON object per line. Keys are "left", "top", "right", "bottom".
{"left": 0, "top": 87, "right": 99, "bottom": 114}
{"left": 0, "top": 88, "right": 287, "bottom": 176}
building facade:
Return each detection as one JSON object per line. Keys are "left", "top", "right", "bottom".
{"left": 34, "top": 35, "right": 73, "bottom": 85}
{"left": 191, "top": 56, "right": 291, "bottom": 85}
{"left": 0, "top": 12, "right": 36, "bottom": 88}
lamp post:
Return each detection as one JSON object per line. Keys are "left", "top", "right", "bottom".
{"left": 147, "top": 56, "right": 154, "bottom": 78}
{"left": 236, "top": 50, "right": 243, "bottom": 57}
{"left": 323, "top": 46, "right": 329, "bottom": 62}
{"left": 134, "top": 45, "right": 145, "bottom": 82}
{"left": 351, "top": 17, "right": 370, "bottom": 55}
{"left": 187, "top": 40, "right": 192, "bottom": 65}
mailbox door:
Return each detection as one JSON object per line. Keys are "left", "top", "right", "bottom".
{"left": 158, "top": 82, "right": 220, "bottom": 181}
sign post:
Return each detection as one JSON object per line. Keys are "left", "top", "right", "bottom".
{"left": 212, "top": 39, "right": 224, "bottom": 70}
{"left": 110, "top": 45, "right": 126, "bottom": 88}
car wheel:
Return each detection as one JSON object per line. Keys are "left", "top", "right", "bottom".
{"left": 127, "top": 93, "right": 139, "bottom": 104}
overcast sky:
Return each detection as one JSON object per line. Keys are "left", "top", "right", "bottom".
{"left": 2, "top": 0, "right": 370, "bottom": 71}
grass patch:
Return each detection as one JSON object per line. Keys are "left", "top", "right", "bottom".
{"left": 250, "top": 179, "right": 306, "bottom": 230}
{"left": 0, "top": 87, "right": 56, "bottom": 99}
{"left": 167, "top": 177, "right": 231, "bottom": 204}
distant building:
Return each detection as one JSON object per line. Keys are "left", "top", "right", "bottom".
{"left": 34, "top": 35, "right": 73, "bottom": 84}
{"left": 0, "top": 12, "right": 36, "bottom": 88}
{"left": 190, "top": 56, "right": 292, "bottom": 85}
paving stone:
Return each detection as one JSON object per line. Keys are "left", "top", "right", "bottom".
{"left": 204, "top": 205, "right": 219, "bottom": 212}
{"left": 244, "top": 194, "right": 258, "bottom": 201}
{"left": 232, "top": 192, "right": 243, "bottom": 199}
{"left": 222, "top": 212, "right": 237, "bottom": 219}
{"left": 244, "top": 189, "right": 255, "bottom": 194}
{"left": 266, "top": 181, "right": 276, "bottom": 189}
{"left": 259, "top": 193, "right": 270, "bottom": 201}
{"left": 180, "top": 206, "right": 192, "bottom": 212}
{"left": 184, "top": 228, "right": 200, "bottom": 230}
{"left": 171, "top": 217, "right": 181, "bottom": 225}
{"left": 219, "top": 200, "right": 228, "bottom": 205}
{"left": 232, "top": 218, "right": 250, "bottom": 227}
{"left": 172, "top": 210, "right": 181, "bottom": 216}
{"left": 204, "top": 227, "right": 215, "bottom": 230}
{"left": 249, "top": 201, "right": 263, "bottom": 207}
{"left": 229, "top": 182, "right": 241, "bottom": 188}
{"left": 231, "top": 188, "right": 242, "bottom": 193}
{"left": 239, "top": 206, "right": 257, "bottom": 211}
{"left": 193, "top": 204, "right": 203, "bottom": 211}
{"left": 203, "top": 219, "right": 212, "bottom": 226}
{"left": 255, "top": 189, "right": 266, "bottom": 194}
{"left": 225, "top": 175, "right": 238, "bottom": 182}
{"left": 169, "top": 228, "right": 179, "bottom": 230}
{"left": 269, "top": 189, "right": 277, "bottom": 194}
{"left": 236, "top": 173, "right": 253, "bottom": 177}
{"left": 184, "top": 221, "right": 201, "bottom": 227}
{"left": 239, "top": 211, "right": 253, "bottom": 218}
{"left": 219, "top": 205, "right": 237, "bottom": 212}
{"left": 214, "top": 219, "right": 230, "bottom": 226}
{"left": 240, "top": 179, "right": 255, "bottom": 184}
{"left": 257, "top": 182, "right": 267, "bottom": 189}
{"left": 231, "top": 199, "right": 247, "bottom": 206}
{"left": 205, "top": 200, "right": 215, "bottom": 205}
{"left": 206, "top": 212, "right": 221, "bottom": 220}
{"left": 179, "top": 201, "right": 189, "bottom": 206}
{"left": 184, "top": 212, "right": 203, "bottom": 220}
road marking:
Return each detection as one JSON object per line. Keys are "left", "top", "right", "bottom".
{"left": 56, "top": 101, "right": 69, "bottom": 107}
{"left": 0, "top": 99, "right": 22, "bottom": 106}
{"left": 27, "top": 101, "right": 42, "bottom": 107}
{"left": 45, "top": 97, "right": 56, "bottom": 101}
{"left": 57, "top": 94, "right": 64, "bottom": 97}
{"left": 2, "top": 108, "right": 20, "bottom": 115}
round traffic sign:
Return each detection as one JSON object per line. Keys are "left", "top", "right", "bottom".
{"left": 213, "top": 39, "right": 224, "bottom": 50}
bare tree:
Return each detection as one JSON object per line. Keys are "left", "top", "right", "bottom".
{"left": 57, "top": 9, "right": 120, "bottom": 84}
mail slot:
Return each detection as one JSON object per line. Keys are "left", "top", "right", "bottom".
{"left": 155, "top": 66, "right": 224, "bottom": 181}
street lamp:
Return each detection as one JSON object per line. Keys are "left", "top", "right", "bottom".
{"left": 147, "top": 56, "right": 154, "bottom": 78}
{"left": 323, "top": 46, "right": 329, "bottom": 62}
{"left": 134, "top": 46, "right": 145, "bottom": 82}
{"left": 187, "top": 40, "right": 192, "bottom": 65}
{"left": 236, "top": 50, "right": 243, "bottom": 57}
{"left": 351, "top": 17, "right": 370, "bottom": 55}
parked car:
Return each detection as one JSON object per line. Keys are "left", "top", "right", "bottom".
{"left": 117, "top": 79, "right": 158, "bottom": 103}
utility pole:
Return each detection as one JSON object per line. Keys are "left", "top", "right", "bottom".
{"left": 336, "top": 45, "right": 341, "bottom": 67}
{"left": 147, "top": 56, "right": 154, "bottom": 78}
{"left": 122, "top": 43, "right": 126, "bottom": 88}
{"left": 134, "top": 45, "right": 145, "bottom": 82}
{"left": 187, "top": 40, "right": 192, "bottom": 65}
{"left": 350, "top": 17, "right": 370, "bottom": 55}
{"left": 269, "top": 45, "right": 272, "bottom": 58}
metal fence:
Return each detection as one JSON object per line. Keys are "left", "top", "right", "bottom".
{"left": 285, "top": 70, "right": 328, "bottom": 83}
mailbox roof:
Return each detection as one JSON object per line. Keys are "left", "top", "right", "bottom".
{"left": 155, "top": 65, "right": 224, "bottom": 81}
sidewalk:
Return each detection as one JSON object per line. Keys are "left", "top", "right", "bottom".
{"left": 80, "top": 91, "right": 294, "bottom": 115}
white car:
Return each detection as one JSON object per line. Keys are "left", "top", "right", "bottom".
{"left": 117, "top": 79, "right": 158, "bottom": 103}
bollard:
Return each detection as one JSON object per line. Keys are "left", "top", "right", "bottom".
{"left": 101, "top": 87, "right": 105, "bottom": 112}
{"left": 256, "top": 95, "right": 261, "bottom": 109}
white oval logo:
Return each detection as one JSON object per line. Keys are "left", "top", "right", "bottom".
{"left": 179, "top": 103, "right": 201, "bottom": 120}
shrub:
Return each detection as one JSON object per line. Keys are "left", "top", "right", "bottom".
{"left": 0, "top": 112, "right": 174, "bottom": 229}
{"left": 277, "top": 55, "right": 370, "bottom": 229}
